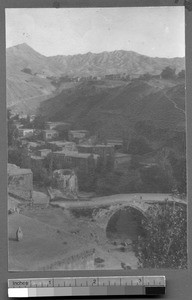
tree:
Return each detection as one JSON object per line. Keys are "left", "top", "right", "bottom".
{"left": 55, "top": 126, "right": 69, "bottom": 139}
{"left": 32, "top": 115, "right": 46, "bottom": 130}
{"left": 77, "top": 155, "right": 97, "bottom": 192}
{"left": 122, "top": 129, "right": 136, "bottom": 153}
{"left": 134, "top": 203, "right": 187, "bottom": 269}
{"left": 139, "top": 73, "right": 152, "bottom": 81}
{"left": 8, "top": 144, "right": 31, "bottom": 168}
{"left": 140, "top": 165, "right": 173, "bottom": 193}
{"left": 44, "top": 153, "right": 53, "bottom": 174}
{"left": 95, "top": 171, "right": 121, "bottom": 195}
{"left": 134, "top": 120, "right": 167, "bottom": 141}
{"left": 128, "top": 137, "right": 152, "bottom": 155}
{"left": 7, "top": 109, "right": 19, "bottom": 147}
{"left": 168, "top": 152, "right": 187, "bottom": 196}
{"left": 161, "top": 67, "right": 176, "bottom": 79}
{"left": 19, "top": 115, "right": 32, "bottom": 128}
{"left": 177, "top": 69, "right": 185, "bottom": 79}
{"left": 31, "top": 163, "right": 51, "bottom": 187}
{"left": 21, "top": 68, "right": 32, "bottom": 75}
{"left": 129, "top": 155, "right": 141, "bottom": 170}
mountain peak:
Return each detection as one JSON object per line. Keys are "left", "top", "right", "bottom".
{"left": 7, "top": 42, "right": 32, "bottom": 51}
{"left": 7, "top": 43, "right": 46, "bottom": 59}
{"left": 16, "top": 42, "right": 30, "bottom": 48}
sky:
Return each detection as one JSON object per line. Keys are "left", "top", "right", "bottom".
{"left": 6, "top": 7, "right": 185, "bottom": 58}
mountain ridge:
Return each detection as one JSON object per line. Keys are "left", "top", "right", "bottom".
{"left": 6, "top": 43, "right": 185, "bottom": 109}
{"left": 7, "top": 43, "right": 185, "bottom": 59}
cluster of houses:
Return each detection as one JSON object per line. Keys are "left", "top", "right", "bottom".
{"left": 49, "top": 73, "right": 130, "bottom": 84}
{"left": 47, "top": 72, "right": 142, "bottom": 85}
{"left": 8, "top": 118, "right": 132, "bottom": 200}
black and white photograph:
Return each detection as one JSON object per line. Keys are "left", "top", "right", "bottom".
{"left": 6, "top": 7, "right": 187, "bottom": 271}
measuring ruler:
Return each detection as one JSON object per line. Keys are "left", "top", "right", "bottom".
{"left": 8, "top": 276, "right": 166, "bottom": 297}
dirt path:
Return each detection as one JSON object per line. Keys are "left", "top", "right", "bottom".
{"left": 51, "top": 193, "right": 186, "bottom": 209}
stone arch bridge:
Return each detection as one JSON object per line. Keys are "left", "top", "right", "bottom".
{"left": 91, "top": 195, "right": 186, "bottom": 231}
{"left": 63, "top": 193, "right": 187, "bottom": 233}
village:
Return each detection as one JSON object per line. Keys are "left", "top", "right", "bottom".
{"left": 8, "top": 114, "right": 133, "bottom": 205}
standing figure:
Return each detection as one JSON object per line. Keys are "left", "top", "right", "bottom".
{"left": 16, "top": 227, "right": 23, "bottom": 241}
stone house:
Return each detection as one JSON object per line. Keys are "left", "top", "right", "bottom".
{"left": 114, "top": 153, "right": 132, "bottom": 169}
{"left": 105, "top": 74, "right": 122, "bottom": 80}
{"left": 68, "top": 130, "right": 89, "bottom": 143}
{"left": 53, "top": 169, "right": 78, "bottom": 198}
{"left": 52, "top": 151, "right": 99, "bottom": 174}
{"left": 29, "top": 115, "right": 36, "bottom": 122}
{"left": 22, "top": 141, "right": 40, "bottom": 152}
{"left": 48, "top": 141, "right": 77, "bottom": 152}
{"left": 12, "top": 121, "right": 23, "bottom": 129}
{"left": 106, "top": 139, "right": 123, "bottom": 151}
{"left": 42, "top": 129, "right": 59, "bottom": 141}
{"left": 36, "top": 149, "right": 52, "bottom": 157}
{"left": 18, "top": 128, "right": 34, "bottom": 138}
{"left": 30, "top": 156, "right": 45, "bottom": 169}
{"left": 77, "top": 144, "right": 115, "bottom": 158}
{"left": 8, "top": 164, "right": 33, "bottom": 201}
{"left": 45, "top": 121, "right": 70, "bottom": 131}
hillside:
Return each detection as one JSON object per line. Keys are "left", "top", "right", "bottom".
{"left": 6, "top": 43, "right": 185, "bottom": 109}
{"left": 6, "top": 43, "right": 65, "bottom": 107}
{"left": 38, "top": 78, "right": 185, "bottom": 138}
{"left": 50, "top": 50, "right": 185, "bottom": 77}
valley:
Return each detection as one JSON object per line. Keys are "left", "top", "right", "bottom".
{"left": 7, "top": 42, "right": 187, "bottom": 271}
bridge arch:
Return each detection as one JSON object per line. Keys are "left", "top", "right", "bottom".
{"left": 105, "top": 205, "right": 147, "bottom": 243}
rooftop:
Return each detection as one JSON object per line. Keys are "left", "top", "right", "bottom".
{"left": 27, "top": 142, "right": 39, "bottom": 147}
{"left": 8, "top": 196, "right": 20, "bottom": 210}
{"left": 31, "top": 156, "right": 45, "bottom": 160}
{"left": 78, "top": 144, "right": 113, "bottom": 148}
{"left": 107, "top": 139, "right": 123, "bottom": 142}
{"left": 46, "top": 121, "right": 70, "bottom": 125}
{"left": 69, "top": 130, "right": 88, "bottom": 133}
{"left": 78, "top": 144, "right": 94, "bottom": 148}
{"left": 53, "top": 169, "right": 73, "bottom": 176}
{"left": 95, "top": 144, "right": 114, "bottom": 148}
{"left": 38, "top": 149, "right": 52, "bottom": 152}
{"left": 115, "top": 153, "right": 131, "bottom": 158}
{"left": 53, "top": 151, "right": 99, "bottom": 159}
{"left": 8, "top": 164, "right": 32, "bottom": 175}
{"left": 43, "top": 129, "right": 58, "bottom": 133}
{"left": 48, "top": 141, "right": 74, "bottom": 146}
{"left": 18, "top": 128, "right": 34, "bottom": 131}
{"left": 107, "top": 139, "right": 123, "bottom": 145}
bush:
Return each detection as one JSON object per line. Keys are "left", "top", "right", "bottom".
{"left": 21, "top": 68, "right": 33, "bottom": 75}
{"left": 177, "top": 70, "right": 185, "bottom": 79}
{"left": 140, "top": 165, "right": 173, "bottom": 193}
{"left": 161, "top": 67, "right": 176, "bottom": 79}
{"left": 134, "top": 203, "right": 187, "bottom": 269}
{"left": 128, "top": 137, "right": 152, "bottom": 155}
